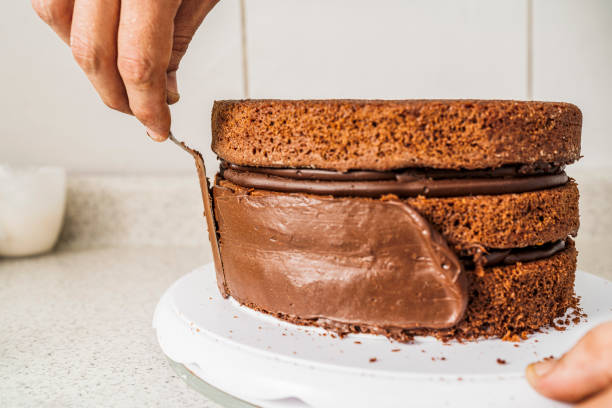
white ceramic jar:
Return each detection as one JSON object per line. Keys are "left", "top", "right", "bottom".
{"left": 0, "top": 165, "right": 67, "bottom": 257}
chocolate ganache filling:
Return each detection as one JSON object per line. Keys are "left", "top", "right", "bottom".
{"left": 464, "top": 240, "right": 568, "bottom": 267}
{"left": 220, "top": 161, "right": 568, "bottom": 198}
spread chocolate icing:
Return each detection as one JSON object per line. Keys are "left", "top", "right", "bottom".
{"left": 213, "top": 185, "right": 468, "bottom": 329}
{"left": 220, "top": 163, "right": 568, "bottom": 198}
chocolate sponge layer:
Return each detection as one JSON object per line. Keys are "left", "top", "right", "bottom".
{"left": 217, "top": 179, "right": 579, "bottom": 251}
{"left": 212, "top": 99, "right": 582, "bottom": 172}
{"left": 446, "top": 241, "right": 577, "bottom": 341}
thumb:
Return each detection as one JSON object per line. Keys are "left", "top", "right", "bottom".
{"left": 526, "top": 322, "right": 612, "bottom": 403}
{"left": 166, "top": 0, "right": 219, "bottom": 105}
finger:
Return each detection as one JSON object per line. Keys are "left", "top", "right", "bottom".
{"left": 70, "top": 0, "right": 131, "bottom": 114}
{"left": 117, "top": 0, "right": 182, "bottom": 141}
{"left": 577, "top": 387, "right": 612, "bottom": 408}
{"left": 166, "top": 70, "right": 180, "bottom": 105}
{"left": 166, "top": 0, "right": 219, "bottom": 104}
{"left": 526, "top": 322, "right": 612, "bottom": 403}
{"left": 31, "top": 0, "right": 75, "bottom": 44}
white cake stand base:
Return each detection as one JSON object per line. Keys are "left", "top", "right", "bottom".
{"left": 153, "top": 263, "right": 612, "bottom": 408}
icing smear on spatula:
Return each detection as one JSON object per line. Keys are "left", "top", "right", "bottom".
{"left": 167, "top": 132, "right": 227, "bottom": 296}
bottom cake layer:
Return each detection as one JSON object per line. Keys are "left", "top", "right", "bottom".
{"left": 238, "top": 244, "right": 578, "bottom": 342}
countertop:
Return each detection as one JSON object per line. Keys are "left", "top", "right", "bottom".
{"left": 1, "top": 247, "right": 220, "bottom": 408}
{"left": 1, "top": 171, "right": 611, "bottom": 407}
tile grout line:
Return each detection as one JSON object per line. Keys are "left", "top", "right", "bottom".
{"left": 239, "top": 0, "right": 250, "bottom": 98}
{"left": 526, "top": 0, "right": 533, "bottom": 100}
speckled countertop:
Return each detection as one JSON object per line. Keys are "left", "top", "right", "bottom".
{"left": 1, "top": 170, "right": 611, "bottom": 407}
{"left": 1, "top": 247, "right": 218, "bottom": 408}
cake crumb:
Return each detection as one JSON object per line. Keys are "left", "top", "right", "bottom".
{"left": 354, "top": 341, "right": 361, "bottom": 344}
{"left": 441, "top": 357, "right": 446, "bottom": 361}
{"left": 421, "top": 349, "right": 426, "bottom": 353}
{"left": 369, "top": 357, "right": 377, "bottom": 363}
{"left": 513, "top": 344, "right": 519, "bottom": 348}
{"left": 502, "top": 332, "right": 522, "bottom": 342}
{"left": 380, "top": 194, "right": 400, "bottom": 201}
{"left": 233, "top": 315, "right": 238, "bottom": 319}
{"left": 391, "top": 348, "right": 401, "bottom": 352}
{"left": 496, "top": 358, "right": 507, "bottom": 365}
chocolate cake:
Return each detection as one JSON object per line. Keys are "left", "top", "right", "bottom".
{"left": 202, "top": 99, "right": 582, "bottom": 342}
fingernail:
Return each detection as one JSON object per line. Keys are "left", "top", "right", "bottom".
{"left": 146, "top": 128, "right": 168, "bottom": 142}
{"left": 167, "top": 71, "right": 180, "bottom": 104}
{"left": 527, "top": 358, "right": 558, "bottom": 380}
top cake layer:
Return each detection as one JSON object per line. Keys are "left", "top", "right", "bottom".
{"left": 211, "top": 99, "right": 582, "bottom": 171}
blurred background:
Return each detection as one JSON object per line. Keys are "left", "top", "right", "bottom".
{"left": 1, "top": 0, "right": 611, "bottom": 173}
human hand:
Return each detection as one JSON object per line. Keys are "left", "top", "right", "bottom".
{"left": 31, "top": 0, "right": 219, "bottom": 141}
{"left": 526, "top": 321, "right": 612, "bottom": 407}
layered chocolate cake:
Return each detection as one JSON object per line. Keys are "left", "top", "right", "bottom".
{"left": 202, "top": 99, "right": 581, "bottom": 342}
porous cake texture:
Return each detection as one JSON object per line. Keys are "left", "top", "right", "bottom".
{"left": 212, "top": 99, "right": 581, "bottom": 171}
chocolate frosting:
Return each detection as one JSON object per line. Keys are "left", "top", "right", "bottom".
{"left": 220, "top": 164, "right": 568, "bottom": 198}
{"left": 474, "top": 239, "right": 567, "bottom": 267}
{"left": 224, "top": 161, "right": 565, "bottom": 180}
{"left": 213, "top": 185, "right": 468, "bottom": 329}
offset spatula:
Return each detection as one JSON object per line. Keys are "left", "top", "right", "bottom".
{"left": 166, "top": 132, "right": 227, "bottom": 295}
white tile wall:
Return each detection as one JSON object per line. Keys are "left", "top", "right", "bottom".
{"left": 245, "top": 0, "right": 528, "bottom": 100}
{"left": 0, "top": 0, "right": 243, "bottom": 174}
{"left": 0, "top": 0, "right": 610, "bottom": 172}
{"left": 532, "top": 0, "right": 612, "bottom": 170}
